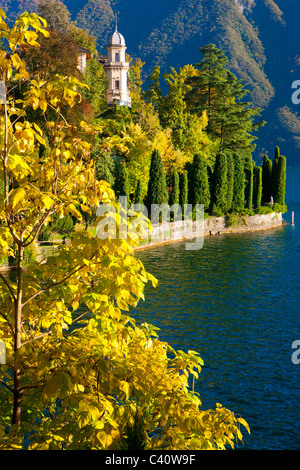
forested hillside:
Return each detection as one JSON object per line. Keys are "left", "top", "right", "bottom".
{"left": 3, "top": 0, "right": 300, "bottom": 164}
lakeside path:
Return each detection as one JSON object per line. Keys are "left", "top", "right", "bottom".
{"left": 135, "top": 212, "right": 285, "bottom": 252}
{"left": 0, "top": 212, "right": 285, "bottom": 271}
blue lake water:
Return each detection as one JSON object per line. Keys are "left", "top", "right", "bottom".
{"left": 132, "top": 166, "right": 300, "bottom": 450}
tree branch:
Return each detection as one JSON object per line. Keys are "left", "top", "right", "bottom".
{"left": 0, "top": 272, "right": 16, "bottom": 303}
{"left": 0, "top": 379, "right": 13, "bottom": 394}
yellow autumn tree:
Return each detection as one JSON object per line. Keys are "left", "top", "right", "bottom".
{"left": 0, "top": 11, "right": 250, "bottom": 450}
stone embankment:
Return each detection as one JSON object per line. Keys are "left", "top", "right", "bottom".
{"left": 135, "top": 212, "right": 284, "bottom": 251}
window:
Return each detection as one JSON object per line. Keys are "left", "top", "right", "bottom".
{"left": 115, "top": 53, "right": 120, "bottom": 62}
{"left": 115, "top": 80, "right": 120, "bottom": 89}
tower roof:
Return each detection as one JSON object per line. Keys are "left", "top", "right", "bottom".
{"left": 107, "top": 29, "right": 126, "bottom": 47}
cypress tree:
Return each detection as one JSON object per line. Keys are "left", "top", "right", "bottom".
{"left": 134, "top": 179, "right": 143, "bottom": 205}
{"left": 232, "top": 154, "right": 245, "bottom": 212}
{"left": 244, "top": 155, "right": 253, "bottom": 210}
{"left": 253, "top": 165, "right": 262, "bottom": 210}
{"left": 179, "top": 170, "right": 188, "bottom": 219}
{"left": 226, "top": 151, "right": 234, "bottom": 212}
{"left": 114, "top": 159, "right": 130, "bottom": 202}
{"left": 169, "top": 167, "right": 180, "bottom": 220}
{"left": 271, "top": 146, "right": 280, "bottom": 200}
{"left": 145, "top": 149, "right": 168, "bottom": 219}
{"left": 273, "top": 155, "right": 286, "bottom": 206}
{"left": 191, "top": 154, "right": 211, "bottom": 211}
{"left": 262, "top": 154, "right": 273, "bottom": 204}
{"left": 169, "top": 168, "right": 180, "bottom": 206}
{"left": 211, "top": 153, "right": 227, "bottom": 214}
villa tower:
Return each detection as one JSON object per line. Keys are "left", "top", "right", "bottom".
{"left": 104, "top": 25, "right": 131, "bottom": 107}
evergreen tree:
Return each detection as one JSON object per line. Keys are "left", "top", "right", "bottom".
{"left": 262, "top": 154, "right": 273, "bottom": 204}
{"left": 232, "top": 154, "right": 245, "bottom": 212}
{"left": 114, "top": 159, "right": 130, "bottom": 202}
{"left": 273, "top": 155, "right": 286, "bottom": 206}
{"left": 211, "top": 152, "right": 227, "bottom": 214}
{"left": 134, "top": 179, "right": 143, "bottom": 205}
{"left": 244, "top": 155, "right": 253, "bottom": 210}
{"left": 271, "top": 146, "right": 280, "bottom": 201}
{"left": 253, "top": 165, "right": 262, "bottom": 210}
{"left": 274, "top": 145, "right": 280, "bottom": 160}
{"left": 145, "top": 150, "right": 168, "bottom": 220}
{"left": 186, "top": 44, "right": 264, "bottom": 158}
{"left": 179, "top": 170, "right": 188, "bottom": 219}
{"left": 226, "top": 151, "right": 234, "bottom": 212}
{"left": 94, "top": 153, "right": 114, "bottom": 187}
{"left": 168, "top": 168, "right": 180, "bottom": 220}
{"left": 191, "top": 154, "right": 210, "bottom": 211}
{"left": 169, "top": 168, "right": 180, "bottom": 206}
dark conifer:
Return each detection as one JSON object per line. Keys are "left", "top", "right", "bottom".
{"left": 226, "top": 151, "right": 234, "bottom": 212}
{"left": 253, "top": 165, "right": 262, "bottom": 209}
{"left": 211, "top": 153, "right": 227, "bottom": 213}
{"left": 179, "top": 170, "right": 188, "bottom": 219}
{"left": 244, "top": 155, "right": 253, "bottom": 210}
{"left": 262, "top": 154, "right": 272, "bottom": 204}
{"left": 271, "top": 146, "right": 280, "bottom": 200}
{"left": 114, "top": 159, "right": 130, "bottom": 202}
{"left": 191, "top": 154, "right": 211, "bottom": 211}
{"left": 145, "top": 150, "right": 168, "bottom": 220}
{"left": 273, "top": 155, "right": 286, "bottom": 206}
{"left": 169, "top": 168, "right": 180, "bottom": 220}
{"left": 134, "top": 179, "right": 143, "bottom": 205}
{"left": 232, "top": 154, "right": 245, "bottom": 212}
{"left": 169, "top": 168, "right": 180, "bottom": 206}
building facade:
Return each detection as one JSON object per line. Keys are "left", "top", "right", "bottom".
{"left": 104, "top": 27, "right": 131, "bottom": 107}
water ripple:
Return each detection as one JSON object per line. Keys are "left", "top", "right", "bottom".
{"left": 132, "top": 168, "right": 300, "bottom": 450}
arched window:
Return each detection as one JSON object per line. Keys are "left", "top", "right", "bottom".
{"left": 115, "top": 52, "right": 120, "bottom": 62}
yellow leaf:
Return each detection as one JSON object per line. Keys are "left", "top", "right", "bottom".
{"left": 41, "top": 194, "right": 54, "bottom": 210}
{"left": 67, "top": 203, "right": 82, "bottom": 221}
{"left": 80, "top": 204, "right": 92, "bottom": 215}
{"left": 7, "top": 187, "right": 26, "bottom": 210}
{"left": 119, "top": 380, "right": 130, "bottom": 399}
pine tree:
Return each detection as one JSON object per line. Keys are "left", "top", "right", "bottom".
{"left": 253, "top": 166, "right": 262, "bottom": 210}
{"left": 186, "top": 44, "right": 264, "bottom": 159}
{"left": 145, "top": 150, "right": 168, "bottom": 221}
{"left": 211, "top": 152, "right": 227, "bottom": 214}
{"left": 232, "top": 154, "right": 245, "bottom": 212}
{"left": 191, "top": 154, "right": 210, "bottom": 211}
{"left": 262, "top": 154, "right": 273, "bottom": 204}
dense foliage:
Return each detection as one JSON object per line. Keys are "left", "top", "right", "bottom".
{"left": 0, "top": 11, "right": 252, "bottom": 451}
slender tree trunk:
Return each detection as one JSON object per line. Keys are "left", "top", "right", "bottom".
{"left": 12, "top": 244, "right": 24, "bottom": 426}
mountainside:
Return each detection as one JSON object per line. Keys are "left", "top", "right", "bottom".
{"left": 3, "top": 0, "right": 300, "bottom": 164}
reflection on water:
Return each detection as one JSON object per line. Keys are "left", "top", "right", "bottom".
{"left": 132, "top": 167, "right": 300, "bottom": 450}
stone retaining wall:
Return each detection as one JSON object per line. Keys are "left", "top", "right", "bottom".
{"left": 135, "top": 212, "right": 284, "bottom": 251}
